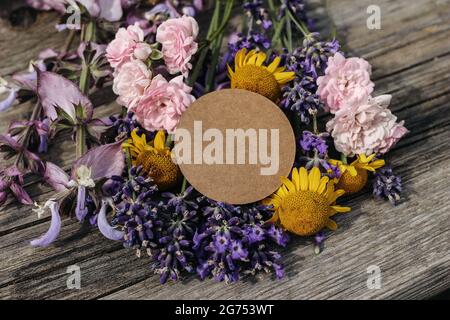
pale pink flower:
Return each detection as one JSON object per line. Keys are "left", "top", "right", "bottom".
{"left": 317, "top": 52, "right": 374, "bottom": 113}
{"left": 106, "top": 23, "right": 152, "bottom": 70}
{"left": 131, "top": 75, "right": 195, "bottom": 133}
{"left": 113, "top": 60, "right": 152, "bottom": 109}
{"left": 156, "top": 16, "right": 199, "bottom": 77}
{"left": 326, "top": 95, "right": 408, "bottom": 156}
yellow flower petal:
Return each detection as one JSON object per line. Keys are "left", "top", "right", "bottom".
{"left": 281, "top": 176, "right": 296, "bottom": 193}
{"left": 326, "top": 219, "right": 337, "bottom": 231}
{"left": 331, "top": 205, "right": 351, "bottom": 213}
{"left": 318, "top": 176, "right": 329, "bottom": 194}
{"left": 274, "top": 71, "right": 296, "bottom": 84}
{"left": 299, "top": 167, "right": 309, "bottom": 191}
{"left": 347, "top": 165, "right": 358, "bottom": 177}
{"left": 154, "top": 130, "right": 166, "bottom": 150}
{"left": 255, "top": 52, "right": 266, "bottom": 66}
{"left": 291, "top": 168, "right": 300, "bottom": 191}
{"left": 267, "top": 56, "right": 281, "bottom": 73}
{"left": 308, "top": 167, "right": 321, "bottom": 192}
{"left": 227, "top": 64, "right": 234, "bottom": 76}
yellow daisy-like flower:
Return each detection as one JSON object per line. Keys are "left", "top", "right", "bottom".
{"left": 263, "top": 167, "right": 351, "bottom": 236}
{"left": 123, "top": 130, "right": 181, "bottom": 190}
{"left": 227, "top": 48, "right": 295, "bottom": 102}
{"left": 329, "top": 154, "right": 385, "bottom": 194}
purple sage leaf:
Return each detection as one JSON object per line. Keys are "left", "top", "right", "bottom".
{"left": 10, "top": 182, "right": 33, "bottom": 205}
{"left": 71, "top": 140, "right": 125, "bottom": 182}
{"left": 44, "top": 162, "right": 70, "bottom": 192}
{"left": 98, "top": 0, "right": 123, "bottom": 22}
{"left": 37, "top": 70, "right": 93, "bottom": 122}
{"left": 30, "top": 201, "right": 61, "bottom": 247}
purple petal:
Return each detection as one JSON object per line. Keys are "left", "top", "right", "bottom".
{"left": 97, "top": 200, "right": 124, "bottom": 241}
{"left": 193, "top": 0, "right": 203, "bottom": 11}
{"left": 10, "top": 182, "right": 33, "bottom": 205}
{"left": 77, "top": 0, "right": 101, "bottom": 17}
{"left": 30, "top": 201, "right": 61, "bottom": 247}
{"left": 98, "top": 0, "right": 123, "bottom": 22}
{"left": 12, "top": 71, "right": 38, "bottom": 92}
{"left": 44, "top": 162, "right": 70, "bottom": 192}
{"left": 26, "top": 0, "right": 66, "bottom": 13}
{"left": 38, "top": 48, "right": 59, "bottom": 61}
{"left": 72, "top": 140, "right": 125, "bottom": 181}
{"left": 75, "top": 186, "right": 88, "bottom": 222}
{"left": 0, "top": 134, "right": 21, "bottom": 150}
{"left": 86, "top": 117, "right": 113, "bottom": 141}
{"left": 0, "top": 88, "right": 18, "bottom": 112}
{"left": 37, "top": 70, "right": 93, "bottom": 121}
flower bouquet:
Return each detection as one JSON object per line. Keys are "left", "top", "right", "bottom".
{"left": 0, "top": 0, "right": 407, "bottom": 284}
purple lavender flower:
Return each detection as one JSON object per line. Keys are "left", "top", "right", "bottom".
{"left": 243, "top": 1, "right": 272, "bottom": 30}
{"left": 299, "top": 32, "right": 340, "bottom": 79}
{"left": 281, "top": 77, "right": 320, "bottom": 123}
{"left": 278, "top": 0, "right": 308, "bottom": 23}
{"left": 111, "top": 166, "right": 160, "bottom": 249}
{"left": 299, "top": 131, "right": 329, "bottom": 156}
{"left": 162, "top": 186, "right": 199, "bottom": 214}
{"left": 194, "top": 201, "right": 288, "bottom": 283}
{"left": 110, "top": 112, "right": 139, "bottom": 138}
{"left": 373, "top": 167, "right": 402, "bottom": 205}
{"left": 151, "top": 202, "right": 199, "bottom": 284}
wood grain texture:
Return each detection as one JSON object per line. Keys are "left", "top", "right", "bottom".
{"left": 0, "top": 0, "right": 449, "bottom": 300}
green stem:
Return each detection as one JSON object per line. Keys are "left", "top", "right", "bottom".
{"left": 188, "top": 0, "right": 232, "bottom": 87}
{"left": 180, "top": 176, "right": 188, "bottom": 194}
{"left": 312, "top": 114, "right": 318, "bottom": 135}
{"left": 75, "top": 125, "right": 86, "bottom": 158}
{"left": 286, "top": 7, "right": 309, "bottom": 36}
{"left": 188, "top": 48, "right": 209, "bottom": 87}
{"left": 268, "top": 15, "right": 286, "bottom": 54}
{"left": 205, "top": 33, "right": 224, "bottom": 93}
{"left": 81, "top": 21, "right": 97, "bottom": 42}
{"left": 165, "top": 134, "right": 173, "bottom": 148}
{"left": 341, "top": 153, "right": 348, "bottom": 165}
{"left": 124, "top": 147, "right": 136, "bottom": 200}
{"left": 207, "top": 0, "right": 221, "bottom": 40}
{"left": 79, "top": 61, "right": 90, "bottom": 95}
{"left": 207, "top": 0, "right": 234, "bottom": 43}
{"left": 285, "top": 13, "right": 293, "bottom": 52}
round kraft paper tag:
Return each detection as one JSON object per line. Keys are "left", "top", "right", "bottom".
{"left": 173, "top": 89, "right": 296, "bottom": 204}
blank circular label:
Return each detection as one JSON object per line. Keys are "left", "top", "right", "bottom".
{"left": 173, "top": 89, "right": 295, "bottom": 204}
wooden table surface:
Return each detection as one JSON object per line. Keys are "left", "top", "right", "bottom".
{"left": 0, "top": 0, "right": 449, "bottom": 300}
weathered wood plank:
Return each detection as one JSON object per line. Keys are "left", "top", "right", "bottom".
{"left": 0, "top": 12, "right": 69, "bottom": 76}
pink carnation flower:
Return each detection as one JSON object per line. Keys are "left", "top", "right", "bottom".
{"left": 113, "top": 60, "right": 152, "bottom": 109}
{"left": 106, "top": 23, "right": 152, "bottom": 70}
{"left": 156, "top": 16, "right": 199, "bottom": 77}
{"left": 326, "top": 95, "right": 408, "bottom": 156}
{"left": 317, "top": 52, "right": 374, "bottom": 113}
{"left": 131, "top": 75, "right": 195, "bottom": 133}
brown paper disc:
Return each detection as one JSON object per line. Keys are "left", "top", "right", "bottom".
{"left": 174, "top": 89, "right": 295, "bottom": 204}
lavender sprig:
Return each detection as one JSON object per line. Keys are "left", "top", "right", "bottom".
{"left": 373, "top": 167, "right": 403, "bottom": 206}
{"left": 194, "top": 200, "right": 288, "bottom": 283}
